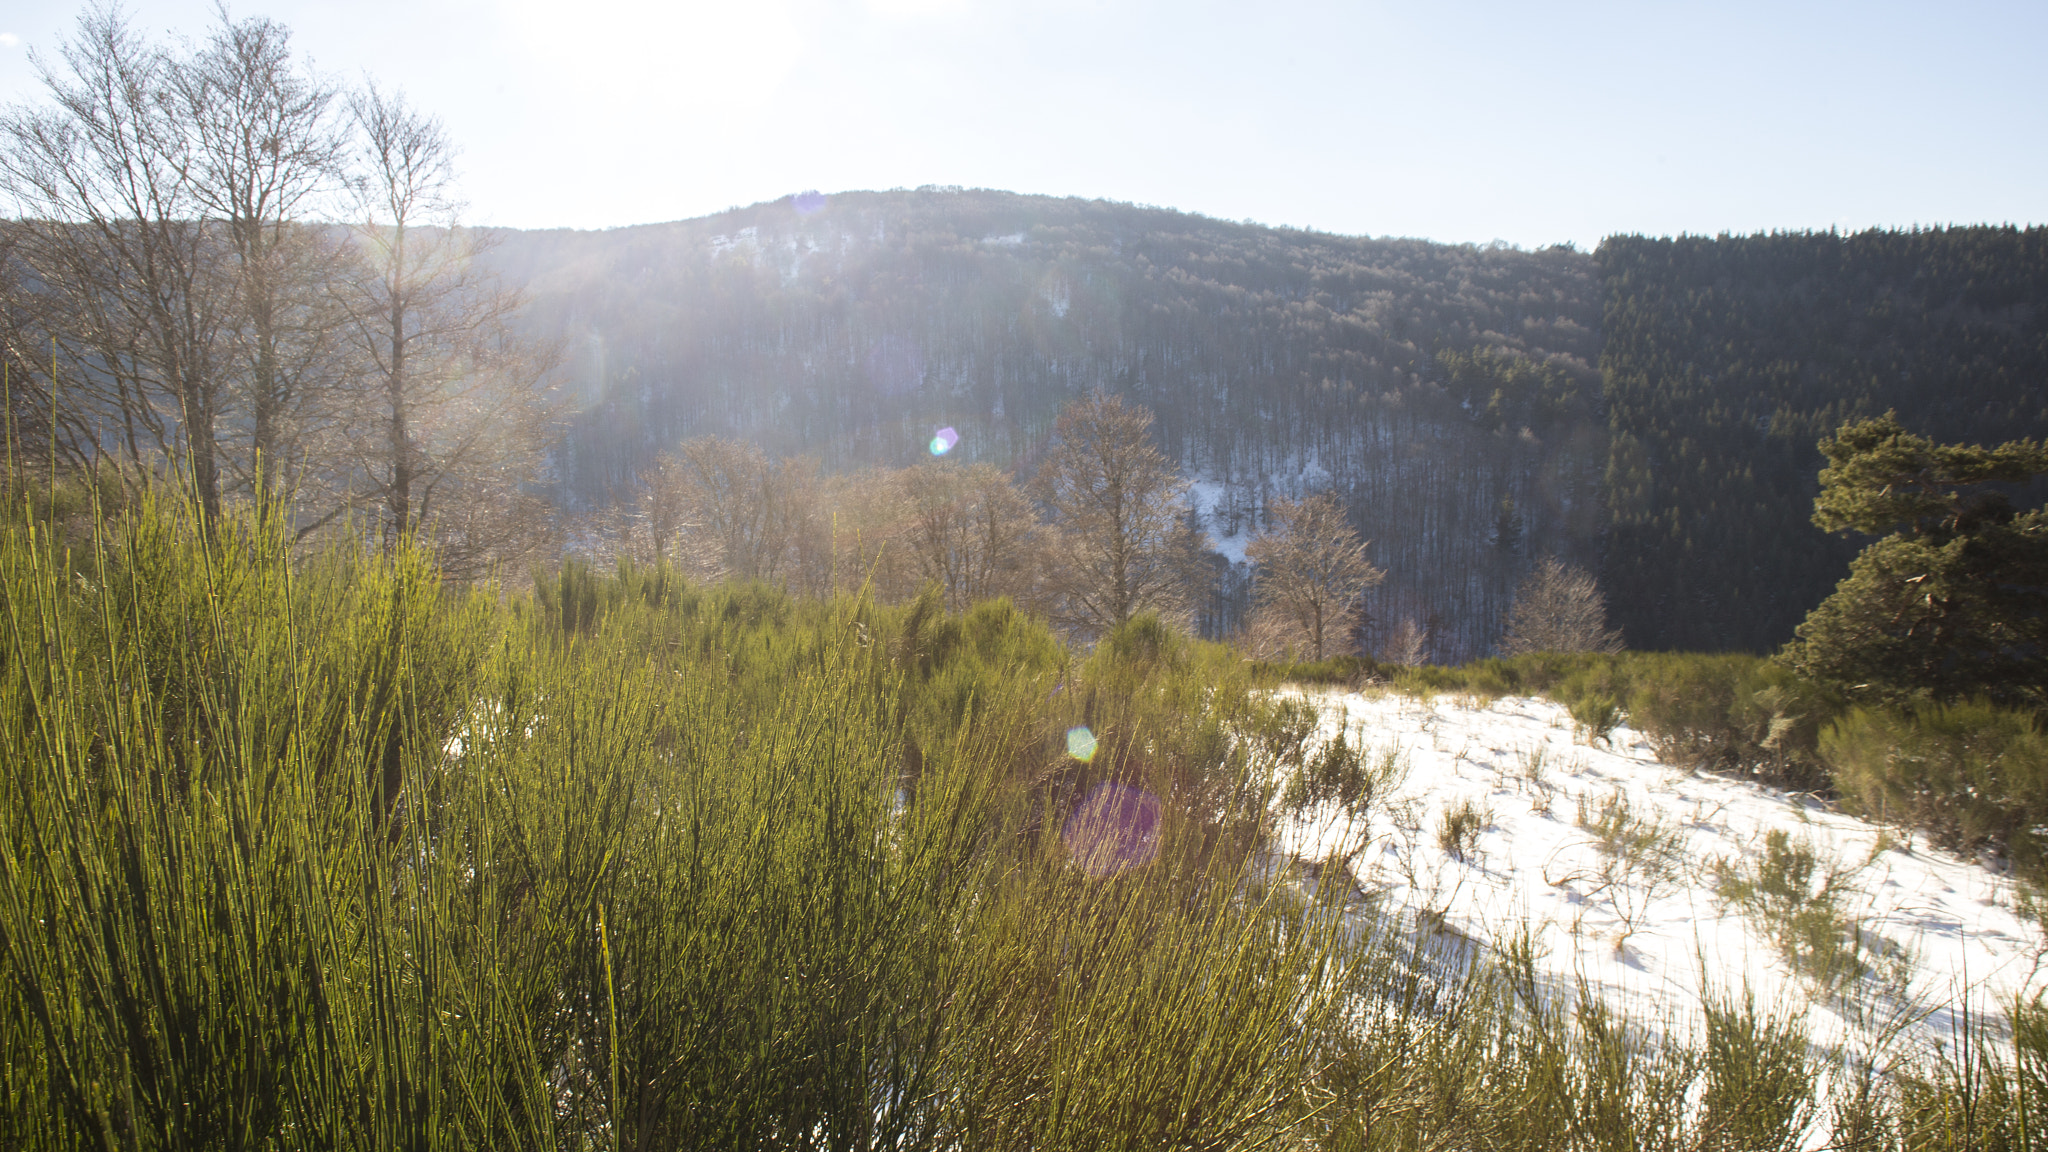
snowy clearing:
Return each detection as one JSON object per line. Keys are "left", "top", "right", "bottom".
{"left": 1277, "top": 688, "right": 2048, "bottom": 1056}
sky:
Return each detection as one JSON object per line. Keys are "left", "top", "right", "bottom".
{"left": 2, "top": 0, "right": 2042, "bottom": 249}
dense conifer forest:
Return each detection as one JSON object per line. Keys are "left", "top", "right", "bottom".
{"left": 1598, "top": 227, "right": 2048, "bottom": 652}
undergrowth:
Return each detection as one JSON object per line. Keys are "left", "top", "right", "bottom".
{"left": 1, "top": 483, "right": 2043, "bottom": 1150}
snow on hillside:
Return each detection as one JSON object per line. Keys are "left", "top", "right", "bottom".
{"left": 1185, "top": 479, "right": 1250, "bottom": 565}
{"left": 1277, "top": 689, "right": 2047, "bottom": 1056}
{"left": 1188, "top": 455, "right": 1333, "bottom": 567}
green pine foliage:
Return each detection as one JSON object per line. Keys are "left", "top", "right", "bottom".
{"left": 1780, "top": 414, "right": 2048, "bottom": 711}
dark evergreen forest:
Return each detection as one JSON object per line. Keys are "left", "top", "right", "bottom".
{"left": 1599, "top": 228, "right": 2048, "bottom": 652}
{"left": 489, "top": 190, "right": 2048, "bottom": 658}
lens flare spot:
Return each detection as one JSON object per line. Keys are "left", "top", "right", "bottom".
{"left": 1062, "top": 783, "right": 1161, "bottom": 877}
{"left": 792, "top": 189, "right": 827, "bottom": 215}
{"left": 929, "top": 426, "right": 960, "bottom": 456}
{"left": 1065, "top": 725, "right": 1097, "bottom": 761}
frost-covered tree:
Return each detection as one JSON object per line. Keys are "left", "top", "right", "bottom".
{"left": 1498, "top": 555, "right": 1622, "bottom": 656}
{"left": 1245, "top": 492, "right": 1384, "bottom": 661}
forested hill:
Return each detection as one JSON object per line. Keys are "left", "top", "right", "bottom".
{"left": 1599, "top": 227, "right": 2048, "bottom": 653}
{"left": 492, "top": 191, "right": 2048, "bottom": 659}
{"left": 496, "top": 188, "right": 1608, "bottom": 661}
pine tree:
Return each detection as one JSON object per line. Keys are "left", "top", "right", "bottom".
{"left": 1778, "top": 414, "right": 2048, "bottom": 709}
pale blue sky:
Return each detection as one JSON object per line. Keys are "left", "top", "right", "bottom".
{"left": 3, "top": 1, "right": 2041, "bottom": 247}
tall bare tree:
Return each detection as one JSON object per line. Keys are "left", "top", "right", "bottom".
{"left": 176, "top": 13, "right": 348, "bottom": 508}
{"left": 338, "top": 84, "right": 558, "bottom": 575}
{"left": 1032, "top": 392, "right": 1190, "bottom": 633}
{"left": 0, "top": 6, "right": 230, "bottom": 517}
{"left": 1498, "top": 555, "right": 1624, "bottom": 656}
{"left": 1245, "top": 491, "right": 1384, "bottom": 661}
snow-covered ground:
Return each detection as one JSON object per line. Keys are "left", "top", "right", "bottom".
{"left": 1277, "top": 688, "right": 2047, "bottom": 1056}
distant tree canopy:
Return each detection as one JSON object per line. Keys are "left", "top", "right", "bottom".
{"left": 1779, "top": 415, "right": 2048, "bottom": 711}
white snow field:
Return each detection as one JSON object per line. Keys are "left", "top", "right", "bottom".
{"left": 1274, "top": 687, "right": 2048, "bottom": 1057}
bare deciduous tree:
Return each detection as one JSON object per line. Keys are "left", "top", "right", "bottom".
{"left": 177, "top": 14, "right": 347, "bottom": 507}
{"left": 1498, "top": 555, "right": 1624, "bottom": 656}
{"left": 634, "top": 450, "right": 695, "bottom": 566}
{"left": 640, "top": 436, "right": 817, "bottom": 585}
{"left": 1244, "top": 491, "right": 1384, "bottom": 661}
{"left": 902, "top": 460, "right": 1039, "bottom": 612}
{"left": 0, "top": 7, "right": 230, "bottom": 516}
{"left": 1382, "top": 617, "right": 1430, "bottom": 666}
{"left": 338, "top": 84, "right": 559, "bottom": 576}
{"left": 1032, "top": 392, "right": 1190, "bottom": 633}
{"left": 821, "top": 467, "right": 918, "bottom": 601}
{"left": 0, "top": 12, "right": 557, "bottom": 575}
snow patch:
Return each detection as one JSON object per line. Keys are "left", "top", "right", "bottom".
{"left": 1278, "top": 689, "right": 2048, "bottom": 1054}
{"left": 709, "top": 225, "right": 759, "bottom": 258}
{"left": 1187, "top": 479, "right": 1250, "bottom": 566}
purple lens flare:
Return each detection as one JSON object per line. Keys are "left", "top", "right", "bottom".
{"left": 1062, "top": 782, "right": 1162, "bottom": 878}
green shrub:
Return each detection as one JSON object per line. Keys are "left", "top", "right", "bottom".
{"left": 1355, "top": 650, "right": 1839, "bottom": 788}
{"left": 1696, "top": 988, "right": 1816, "bottom": 1151}
{"left": 1568, "top": 692, "right": 1622, "bottom": 743}
{"left": 0, "top": 493, "right": 1359, "bottom": 1150}
{"left": 1713, "top": 830, "right": 1877, "bottom": 993}
{"left": 1437, "top": 797, "right": 1490, "bottom": 862}
{"left": 1822, "top": 699, "right": 2048, "bottom": 881}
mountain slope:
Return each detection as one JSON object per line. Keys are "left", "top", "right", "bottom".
{"left": 492, "top": 194, "right": 2048, "bottom": 659}
{"left": 1599, "top": 228, "right": 2048, "bottom": 652}
{"left": 496, "top": 188, "right": 1606, "bottom": 657}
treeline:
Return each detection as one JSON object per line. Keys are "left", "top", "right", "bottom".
{"left": 499, "top": 190, "right": 1608, "bottom": 659}
{"left": 610, "top": 393, "right": 1386, "bottom": 660}
{"left": 1599, "top": 226, "right": 2048, "bottom": 651}
{"left": 0, "top": 8, "right": 558, "bottom": 579}
{"left": 510, "top": 204, "right": 2048, "bottom": 659}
